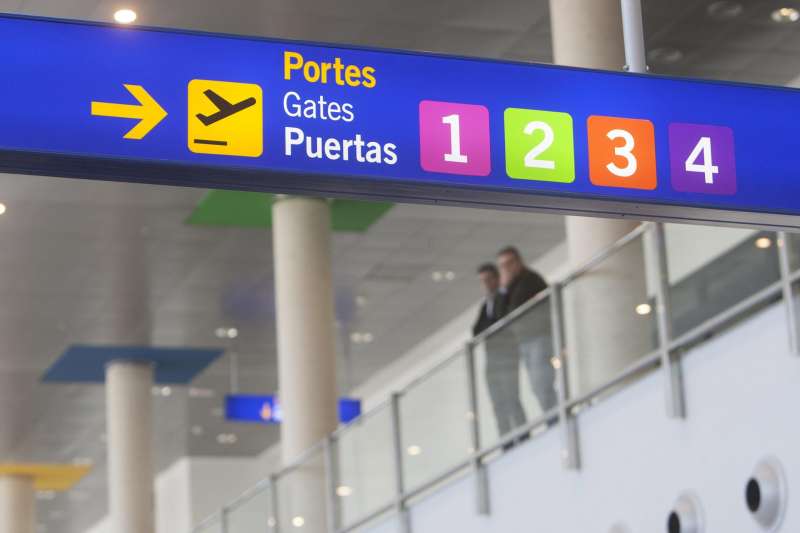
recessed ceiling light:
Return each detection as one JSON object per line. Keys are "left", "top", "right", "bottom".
{"left": 216, "top": 433, "right": 238, "bottom": 444}
{"left": 407, "top": 445, "right": 422, "bottom": 456}
{"left": 707, "top": 1, "right": 743, "bottom": 19}
{"left": 267, "top": 517, "right": 277, "bottom": 528}
{"left": 647, "top": 47, "right": 684, "bottom": 65}
{"left": 550, "top": 356, "right": 562, "bottom": 369}
{"left": 431, "top": 270, "right": 456, "bottom": 282}
{"left": 336, "top": 485, "right": 353, "bottom": 497}
{"left": 0, "top": 203, "right": 7, "bottom": 215}
{"left": 772, "top": 7, "right": 800, "bottom": 23}
{"left": 291, "top": 516, "right": 305, "bottom": 528}
{"left": 755, "top": 237, "right": 772, "bottom": 249}
{"left": 350, "top": 332, "right": 374, "bottom": 344}
{"left": 113, "top": 8, "right": 137, "bottom": 24}
{"left": 188, "top": 387, "right": 215, "bottom": 398}
{"left": 215, "top": 327, "right": 238, "bottom": 339}
{"left": 635, "top": 303, "right": 652, "bottom": 315}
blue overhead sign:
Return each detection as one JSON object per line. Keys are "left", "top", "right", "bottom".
{"left": 225, "top": 394, "right": 362, "bottom": 425}
{"left": 2, "top": 14, "right": 800, "bottom": 228}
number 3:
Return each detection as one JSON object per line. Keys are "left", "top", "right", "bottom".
{"left": 606, "top": 129, "right": 637, "bottom": 178}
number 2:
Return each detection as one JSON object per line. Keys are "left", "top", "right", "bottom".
{"left": 606, "top": 129, "right": 637, "bottom": 178}
{"left": 523, "top": 121, "right": 555, "bottom": 169}
{"left": 685, "top": 136, "right": 719, "bottom": 184}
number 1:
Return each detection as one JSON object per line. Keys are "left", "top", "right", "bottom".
{"left": 442, "top": 114, "right": 468, "bottom": 163}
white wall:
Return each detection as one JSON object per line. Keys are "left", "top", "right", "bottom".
{"left": 362, "top": 301, "right": 800, "bottom": 533}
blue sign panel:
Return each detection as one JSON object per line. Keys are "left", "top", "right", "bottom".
{"left": 225, "top": 394, "right": 362, "bottom": 425}
{"left": 2, "top": 14, "right": 800, "bottom": 228}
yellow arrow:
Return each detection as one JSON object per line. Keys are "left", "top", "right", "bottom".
{"left": 91, "top": 84, "right": 167, "bottom": 140}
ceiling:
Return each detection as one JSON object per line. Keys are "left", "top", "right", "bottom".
{"left": 0, "top": 0, "right": 799, "bottom": 532}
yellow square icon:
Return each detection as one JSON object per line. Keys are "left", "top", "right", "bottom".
{"left": 188, "top": 79, "right": 263, "bottom": 157}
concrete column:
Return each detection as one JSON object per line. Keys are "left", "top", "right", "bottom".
{"left": 550, "top": 0, "right": 651, "bottom": 394}
{"left": 0, "top": 476, "right": 34, "bottom": 533}
{"left": 272, "top": 196, "right": 338, "bottom": 531}
{"left": 106, "top": 360, "right": 155, "bottom": 533}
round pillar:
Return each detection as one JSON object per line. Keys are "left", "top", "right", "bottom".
{"left": 0, "top": 476, "right": 34, "bottom": 533}
{"left": 550, "top": 0, "right": 651, "bottom": 394}
{"left": 105, "top": 360, "right": 155, "bottom": 533}
{"left": 272, "top": 196, "right": 338, "bottom": 531}
{"left": 272, "top": 196, "right": 338, "bottom": 462}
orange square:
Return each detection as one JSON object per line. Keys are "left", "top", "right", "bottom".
{"left": 587, "top": 115, "right": 657, "bottom": 190}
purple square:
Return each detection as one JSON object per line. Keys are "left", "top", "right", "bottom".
{"left": 419, "top": 100, "right": 491, "bottom": 176}
{"left": 669, "top": 123, "right": 737, "bottom": 195}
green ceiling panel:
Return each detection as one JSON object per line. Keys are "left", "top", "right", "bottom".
{"left": 330, "top": 199, "right": 394, "bottom": 232}
{"left": 185, "top": 190, "right": 393, "bottom": 232}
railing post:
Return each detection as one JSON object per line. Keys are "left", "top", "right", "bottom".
{"left": 323, "top": 435, "right": 340, "bottom": 533}
{"left": 220, "top": 507, "right": 229, "bottom": 533}
{"left": 464, "top": 342, "right": 490, "bottom": 515}
{"left": 777, "top": 231, "right": 799, "bottom": 355}
{"left": 550, "top": 283, "right": 580, "bottom": 470}
{"left": 652, "top": 222, "right": 686, "bottom": 418}
{"left": 390, "top": 392, "right": 411, "bottom": 533}
{"left": 269, "top": 474, "right": 281, "bottom": 533}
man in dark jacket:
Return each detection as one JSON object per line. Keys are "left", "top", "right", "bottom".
{"left": 496, "top": 246, "right": 557, "bottom": 413}
{"left": 472, "top": 263, "right": 502, "bottom": 336}
{"left": 472, "top": 263, "right": 527, "bottom": 439}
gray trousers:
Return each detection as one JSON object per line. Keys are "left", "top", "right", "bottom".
{"left": 485, "top": 334, "right": 556, "bottom": 438}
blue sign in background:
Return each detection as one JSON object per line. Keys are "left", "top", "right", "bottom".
{"left": 2, "top": 14, "right": 800, "bottom": 227}
{"left": 225, "top": 394, "right": 361, "bottom": 425}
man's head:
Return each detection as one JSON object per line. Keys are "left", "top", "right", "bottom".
{"left": 497, "top": 246, "right": 525, "bottom": 287}
{"left": 477, "top": 263, "right": 500, "bottom": 295}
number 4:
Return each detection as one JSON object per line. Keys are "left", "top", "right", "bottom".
{"left": 685, "top": 136, "right": 719, "bottom": 184}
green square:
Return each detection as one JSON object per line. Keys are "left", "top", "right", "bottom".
{"left": 504, "top": 108, "right": 575, "bottom": 183}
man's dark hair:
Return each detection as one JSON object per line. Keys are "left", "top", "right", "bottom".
{"left": 477, "top": 263, "right": 499, "bottom": 277}
{"left": 497, "top": 246, "right": 523, "bottom": 260}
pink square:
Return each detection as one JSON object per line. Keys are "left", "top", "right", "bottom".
{"left": 419, "top": 100, "right": 491, "bottom": 176}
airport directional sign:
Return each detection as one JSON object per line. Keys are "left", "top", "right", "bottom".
{"left": 3, "top": 14, "right": 800, "bottom": 228}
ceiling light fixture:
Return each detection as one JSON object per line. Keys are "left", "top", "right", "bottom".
{"left": 216, "top": 433, "right": 238, "bottom": 444}
{"left": 647, "top": 47, "right": 684, "bottom": 65}
{"left": 215, "top": 327, "right": 238, "bottom": 339}
{"left": 113, "top": 8, "right": 137, "bottom": 24}
{"left": 336, "top": 485, "right": 353, "bottom": 497}
{"left": 0, "top": 203, "right": 7, "bottom": 215}
{"left": 755, "top": 237, "right": 772, "bottom": 249}
{"left": 635, "top": 303, "right": 652, "bottom": 316}
{"left": 407, "top": 445, "right": 422, "bottom": 456}
{"left": 772, "top": 7, "right": 800, "bottom": 23}
{"left": 350, "top": 332, "right": 374, "bottom": 344}
{"left": 431, "top": 270, "right": 456, "bottom": 282}
{"left": 707, "top": 1, "right": 744, "bottom": 19}
{"left": 291, "top": 516, "right": 305, "bottom": 528}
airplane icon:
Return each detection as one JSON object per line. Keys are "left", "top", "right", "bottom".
{"left": 195, "top": 89, "right": 257, "bottom": 126}
{"left": 188, "top": 79, "right": 263, "bottom": 157}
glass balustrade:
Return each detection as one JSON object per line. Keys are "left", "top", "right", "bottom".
{"left": 194, "top": 224, "right": 800, "bottom": 533}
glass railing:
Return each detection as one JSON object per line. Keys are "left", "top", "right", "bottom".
{"left": 198, "top": 223, "right": 800, "bottom": 533}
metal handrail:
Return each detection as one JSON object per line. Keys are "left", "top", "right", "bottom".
{"left": 194, "top": 224, "right": 796, "bottom": 533}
